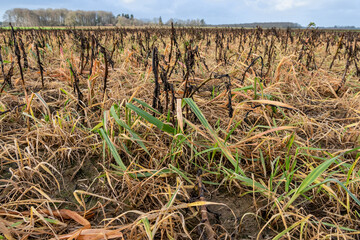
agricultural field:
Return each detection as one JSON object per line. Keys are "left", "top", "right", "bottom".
{"left": 0, "top": 26, "right": 359, "bottom": 239}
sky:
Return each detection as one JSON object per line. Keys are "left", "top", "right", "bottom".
{"left": 0, "top": 0, "right": 359, "bottom": 27}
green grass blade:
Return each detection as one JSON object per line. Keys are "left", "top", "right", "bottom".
{"left": 34, "top": 92, "right": 50, "bottom": 115}
{"left": 232, "top": 85, "right": 254, "bottom": 92}
{"left": 166, "top": 179, "right": 183, "bottom": 208}
{"left": 272, "top": 217, "right": 310, "bottom": 240}
{"left": 184, "top": 98, "right": 238, "bottom": 168}
{"left": 110, "top": 106, "right": 150, "bottom": 154}
{"left": 312, "top": 221, "right": 358, "bottom": 232}
{"left": 223, "top": 167, "right": 266, "bottom": 192}
{"left": 321, "top": 178, "right": 360, "bottom": 206}
{"left": 133, "top": 98, "right": 161, "bottom": 115}
{"left": 99, "top": 128, "right": 127, "bottom": 171}
{"left": 126, "top": 103, "right": 175, "bottom": 135}
{"left": 141, "top": 217, "right": 153, "bottom": 240}
{"left": 169, "top": 164, "right": 194, "bottom": 185}
{"left": 285, "top": 154, "right": 342, "bottom": 210}
{"left": 91, "top": 122, "right": 104, "bottom": 132}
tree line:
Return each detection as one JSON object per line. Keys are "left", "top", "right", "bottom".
{"left": 2, "top": 8, "right": 207, "bottom": 27}
{"left": 3, "top": 8, "right": 116, "bottom": 27}
{"left": 164, "top": 18, "right": 206, "bottom": 26}
{"left": 214, "top": 22, "right": 302, "bottom": 29}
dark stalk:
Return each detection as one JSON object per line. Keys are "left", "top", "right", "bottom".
{"left": 160, "top": 66, "right": 169, "bottom": 113}
{"left": 214, "top": 74, "right": 233, "bottom": 118}
{"left": 83, "top": 40, "right": 90, "bottom": 71}
{"left": 99, "top": 45, "right": 108, "bottom": 95}
{"left": 89, "top": 36, "right": 96, "bottom": 77}
{"left": 329, "top": 34, "right": 344, "bottom": 70}
{"left": 69, "top": 63, "right": 84, "bottom": 111}
{"left": 0, "top": 46, "right": 6, "bottom": 85}
{"left": 152, "top": 47, "right": 162, "bottom": 113}
{"left": 10, "top": 24, "right": 25, "bottom": 89}
{"left": 19, "top": 37, "right": 28, "bottom": 69}
{"left": 0, "top": 62, "right": 14, "bottom": 94}
{"left": 79, "top": 35, "right": 85, "bottom": 74}
{"left": 241, "top": 56, "right": 264, "bottom": 84}
{"left": 35, "top": 43, "right": 44, "bottom": 88}
{"left": 336, "top": 45, "right": 353, "bottom": 94}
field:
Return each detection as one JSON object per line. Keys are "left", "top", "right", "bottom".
{"left": 0, "top": 26, "right": 360, "bottom": 239}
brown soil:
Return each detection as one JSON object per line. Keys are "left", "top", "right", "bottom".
{"left": 206, "top": 191, "right": 274, "bottom": 239}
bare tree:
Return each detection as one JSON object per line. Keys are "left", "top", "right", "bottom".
{"left": 3, "top": 8, "right": 115, "bottom": 27}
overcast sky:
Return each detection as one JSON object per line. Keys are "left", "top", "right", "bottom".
{"left": 0, "top": 0, "right": 359, "bottom": 27}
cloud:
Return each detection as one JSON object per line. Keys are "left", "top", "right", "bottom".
{"left": 273, "top": 0, "right": 310, "bottom": 11}
{"left": 244, "top": 0, "right": 328, "bottom": 11}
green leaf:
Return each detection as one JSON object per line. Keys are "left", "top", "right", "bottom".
{"left": 46, "top": 43, "right": 52, "bottom": 52}
{"left": 184, "top": 98, "right": 238, "bottom": 169}
{"left": 110, "top": 106, "right": 150, "bottom": 154}
{"left": 133, "top": 98, "right": 161, "bottom": 115}
{"left": 60, "top": 88, "right": 70, "bottom": 96}
{"left": 169, "top": 164, "right": 194, "bottom": 184}
{"left": 44, "top": 217, "right": 64, "bottom": 225}
{"left": 126, "top": 103, "right": 175, "bottom": 135}
{"left": 141, "top": 217, "right": 153, "bottom": 240}
{"left": 232, "top": 85, "right": 254, "bottom": 92}
{"left": 321, "top": 178, "right": 360, "bottom": 207}
{"left": 34, "top": 92, "right": 50, "bottom": 115}
{"left": 285, "top": 154, "right": 342, "bottom": 210}
{"left": 272, "top": 217, "right": 310, "bottom": 240}
{"left": 99, "top": 128, "right": 127, "bottom": 171}
{"left": 312, "top": 221, "right": 358, "bottom": 232}
{"left": 91, "top": 122, "right": 104, "bottom": 132}
{"left": 223, "top": 167, "right": 267, "bottom": 192}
